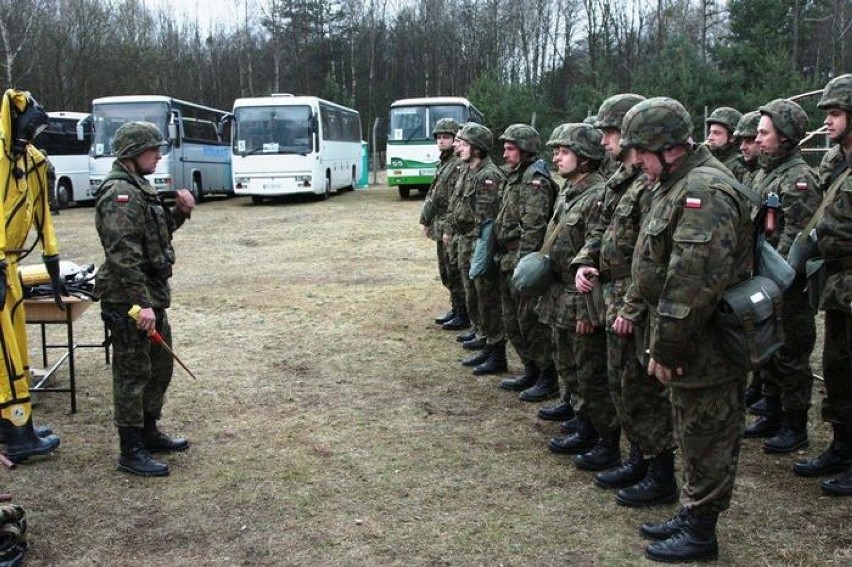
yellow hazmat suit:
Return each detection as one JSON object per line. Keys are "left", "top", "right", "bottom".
{"left": 0, "top": 89, "right": 60, "bottom": 426}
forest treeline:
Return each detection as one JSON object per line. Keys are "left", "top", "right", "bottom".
{"left": 1, "top": 0, "right": 849, "bottom": 147}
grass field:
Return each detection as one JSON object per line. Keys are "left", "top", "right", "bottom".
{"left": 9, "top": 185, "right": 851, "bottom": 566}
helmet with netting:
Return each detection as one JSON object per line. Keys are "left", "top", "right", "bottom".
{"left": 595, "top": 93, "right": 646, "bottom": 130}
{"left": 498, "top": 123, "right": 540, "bottom": 154}
{"left": 432, "top": 117, "right": 460, "bottom": 138}
{"left": 620, "top": 97, "right": 692, "bottom": 152}
{"left": 817, "top": 73, "right": 852, "bottom": 112}
{"left": 113, "top": 121, "right": 169, "bottom": 159}
{"left": 733, "top": 110, "right": 761, "bottom": 139}
{"left": 759, "top": 99, "right": 808, "bottom": 143}
{"left": 457, "top": 123, "right": 493, "bottom": 152}
{"left": 705, "top": 106, "right": 742, "bottom": 135}
{"left": 546, "top": 123, "right": 605, "bottom": 161}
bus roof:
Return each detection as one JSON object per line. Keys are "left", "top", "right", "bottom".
{"left": 232, "top": 95, "right": 359, "bottom": 114}
{"left": 91, "top": 95, "right": 227, "bottom": 114}
{"left": 390, "top": 97, "right": 473, "bottom": 108}
{"left": 47, "top": 111, "right": 90, "bottom": 120}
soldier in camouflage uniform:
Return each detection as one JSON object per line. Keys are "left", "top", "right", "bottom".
{"left": 537, "top": 124, "right": 616, "bottom": 467}
{"left": 492, "top": 125, "right": 560, "bottom": 396}
{"left": 95, "top": 122, "right": 195, "bottom": 477}
{"left": 705, "top": 107, "right": 748, "bottom": 182}
{"left": 743, "top": 99, "right": 819, "bottom": 455}
{"left": 420, "top": 118, "right": 467, "bottom": 329}
{"left": 573, "top": 93, "right": 678, "bottom": 505}
{"left": 447, "top": 124, "right": 506, "bottom": 375}
{"left": 621, "top": 98, "right": 753, "bottom": 563}
{"left": 794, "top": 73, "right": 852, "bottom": 496}
{"left": 733, "top": 111, "right": 762, "bottom": 188}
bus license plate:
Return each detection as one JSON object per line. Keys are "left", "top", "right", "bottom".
{"left": 419, "top": 168, "right": 436, "bottom": 176}
{"left": 263, "top": 183, "right": 282, "bottom": 190}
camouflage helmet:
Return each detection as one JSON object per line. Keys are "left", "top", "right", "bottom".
{"left": 732, "top": 110, "right": 761, "bottom": 139}
{"left": 113, "top": 121, "right": 169, "bottom": 159}
{"left": 817, "top": 73, "right": 852, "bottom": 112}
{"left": 432, "top": 117, "right": 460, "bottom": 138}
{"left": 595, "top": 93, "right": 646, "bottom": 130}
{"left": 621, "top": 97, "right": 692, "bottom": 153}
{"left": 583, "top": 115, "right": 598, "bottom": 125}
{"left": 546, "top": 123, "right": 605, "bottom": 162}
{"left": 759, "top": 99, "right": 808, "bottom": 143}
{"left": 498, "top": 123, "right": 540, "bottom": 154}
{"left": 705, "top": 106, "right": 742, "bottom": 135}
{"left": 456, "top": 123, "right": 493, "bottom": 152}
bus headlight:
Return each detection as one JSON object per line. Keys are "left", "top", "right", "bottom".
{"left": 296, "top": 175, "right": 311, "bottom": 187}
{"left": 153, "top": 177, "right": 171, "bottom": 185}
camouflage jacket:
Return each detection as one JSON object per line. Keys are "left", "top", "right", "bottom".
{"left": 711, "top": 142, "right": 748, "bottom": 183}
{"left": 94, "top": 161, "right": 189, "bottom": 308}
{"left": 752, "top": 149, "right": 819, "bottom": 258}
{"left": 494, "top": 158, "right": 556, "bottom": 272}
{"left": 420, "top": 150, "right": 463, "bottom": 240}
{"left": 573, "top": 163, "right": 651, "bottom": 324}
{"left": 632, "top": 145, "right": 753, "bottom": 382}
{"left": 448, "top": 156, "right": 505, "bottom": 237}
{"left": 740, "top": 160, "right": 760, "bottom": 188}
{"left": 816, "top": 146, "right": 852, "bottom": 312}
{"left": 537, "top": 172, "right": 605, "bottom": 328}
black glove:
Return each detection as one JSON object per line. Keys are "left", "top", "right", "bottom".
{"left": 0, "top": 261, "right": 6, "bottom": 311}
{"left": 43, "top": 255, "right": 68, "bottom": 310}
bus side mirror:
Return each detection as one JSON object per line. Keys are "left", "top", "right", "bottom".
{"left": 218, "top": 114, "right": 233, "bottom": 140}
{"left": 309, "top": 114, "right": 319, "bottom": 134}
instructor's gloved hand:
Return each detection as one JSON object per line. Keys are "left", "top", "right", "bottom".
{"left": 43, "top": 255, "right": 68, "bottom": 310}
{"left": 0, "top": 261, "right": 7, "bottom": 311}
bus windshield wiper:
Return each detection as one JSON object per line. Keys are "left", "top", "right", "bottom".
{"left": 240, "top": 146, "right": 266, "bottom": 157}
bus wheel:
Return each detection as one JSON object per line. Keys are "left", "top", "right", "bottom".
{"left": 323, "top": 176, "right": 331, "bottom": 200}
{"left": 398, "top": 186, "right": 410, "bottom": 199}
{"left": 56, "top": 179, "right": 71, "bottom": 209}
{"left": 191, "top": 177, "right": 204, "bottom": 203}
{"left": 251, "top": 195, "right": 264, "bottom": 204}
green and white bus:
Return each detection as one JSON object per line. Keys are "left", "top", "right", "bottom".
{"left": 386, "top": 97, "right": 483, "bottom": 198}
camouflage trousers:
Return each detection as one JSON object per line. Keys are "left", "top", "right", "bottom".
{"left": 437, "top": 239, "right": 465, "bottom": 311}
{"left": 498, "top": 269, "right": 553, "bottom": 369}
{"left": 473, "top": 265, "right": 504, "bottom": 346}
{"left": 552, "top": 325, "right": 613, "bottom": 433}
{"left": 607, "top": 329, "right": 674, "bottom": 457}
{"left": 821, "top": 309, "right": 852, "bottom": 426}
{"left": 102, "top": 303, "right": 174, "bottom": 428}
{"left": 455, "top": 234, "right": 480, "bottom": 330}
{"left": 671, "top": 378, "right": 746, "bottom": 516}
{"left": 761, "top": 287, "right": 816, "bottom": 411}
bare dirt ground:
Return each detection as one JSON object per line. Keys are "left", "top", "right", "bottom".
{"left": 9, "top": 184, "right": 851, "bottom": 566}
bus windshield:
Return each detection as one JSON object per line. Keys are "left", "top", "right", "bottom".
{"left": 233, "top": 105, "right": 313, "bottom": 155}
{"left": 91, "top": 101, "right": 170, "bottom": 157}
{"left": 388, "top": 104, "right": 467, "bottom": 142}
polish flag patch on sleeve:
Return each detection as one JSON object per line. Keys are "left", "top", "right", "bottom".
{"left": 117, "top": 194, "right": 130, "bottom": 204}
{"left": 795, "top": 181, "right": 808, "bottom": 191}
{"left": 685, "top": 197, "right": 702, "bottom": 209}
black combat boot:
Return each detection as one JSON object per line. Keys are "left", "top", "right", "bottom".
{"left": 142, "top": 414, "right": 189, "bottom": 453}
{"left": 744, "top": 375, "right": 764, "bottom": 408}
{"left": 748, "top": 396, "right": 767, "bottom": 416}
{"left": 0, "top": 423, "right": 53, "bottom": 443}
{"left": 763, "top": 409, "right": 809, "bottom": 454}
{"left": 118, "top": 426, "right": 169, "bottom": 476}
{"left": 616, "top": 449, "right": 678, "bottom": 507}
{"left": 456, "top": 328, "right": 477, "bottom": 343}
{"left": 462, "top": 336, "right": 487, "bottom": 351}
{"left": 519, "top": 366, "right": 560, "bottom": 402}
{"left": 645, "top": 510, "right": 719, "bottom": 563}
{"left": 596, "top": 442, "right": 648, "bottom": 489}
{"left": 537, "top": 398, "right": 574, "bottom": 421}
{"left": 434, "top": 308, "right": 455, "bottom": 325}
{"left": 473, "top": 341, "right": 508, "bottom": 376}
{"left": 499, "top": 362, "right": 539, "bottom": 392}
{"left": 794, "top": 424, "right": 852, "bottom": 477}
{"left": 744, "top": 395, "right": 781, "bottom": 438}
{"left": 2, "top": 418, "right": 61, "bottom": 463}
{"left": 441, "top": 307, "right": 470, "bottom": 331}
{"left": 549, "top": 415, "right": 598, "bottom": 455}
{"left": 461, "top": 347, "right": 491, "bottom": 367}
{"left": 575, "top": 428, "right": 622, "bottom": 471}
{"left": 821, "top": 462, "right": 852, "bottom": 496}
{"left": 640, "top": 508, "right": 689, "bottom": 540}
{"left": 559, "top": 418, "right": 578, "bottom": 434}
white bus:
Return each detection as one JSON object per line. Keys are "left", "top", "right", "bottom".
{"left": 33, "top": 111, "right": 92, "bottom": 208}
{"left": 229, "top": 94, "right": 362, "bottom": 203}
{"left": 386, "top": 96, "right": 484, "bottom": 198}
{"left": 89, "top": 95, "right": 232, "bottom": 201}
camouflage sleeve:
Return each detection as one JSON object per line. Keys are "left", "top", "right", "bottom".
{"left": 651, "top": 182, "right": 741, "bottom": 368}
{"left": 572, "top": 186, "right": 614, "bottom": 268}
{"left": 517, "top": 176, "right": 551, "bottom": 258}
{"left": 475, "top": 171, "right": 503, "bottom": 221}
{"left": 97, "top": 186, "right": 152, "bottom": 307}
{"left": 777, "top": 171, "right": 820, "bottom": 258}
{"left": 619, "top": 280, "right": 647, "bottom": 322}
{"left": 169, "top": 205, "right": 189, "bottom": 231}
